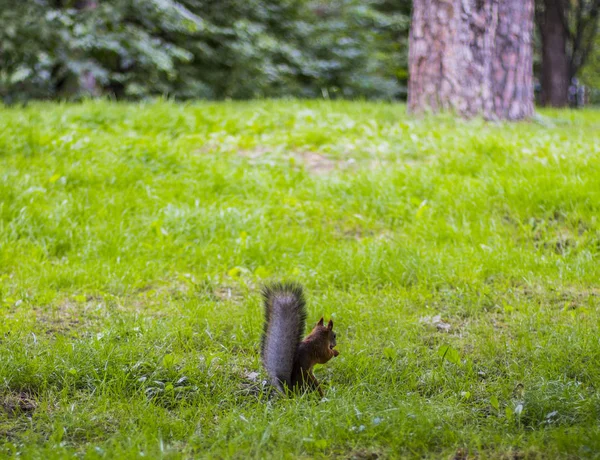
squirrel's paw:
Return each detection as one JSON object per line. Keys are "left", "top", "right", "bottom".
{"left": 332, "top": 349, "right": 340, "bottom": 357}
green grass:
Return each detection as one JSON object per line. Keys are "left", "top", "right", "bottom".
{"left": 1, "top": 99, "right": 599, "bottom": 459}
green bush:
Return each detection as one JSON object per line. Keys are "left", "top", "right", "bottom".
{"left": 0, "top": 0, "right": 410, "bottom": 102}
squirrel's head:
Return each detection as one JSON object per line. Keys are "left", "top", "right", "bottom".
{"left": 315, "top": 317, "right": 337, "bottom": 350}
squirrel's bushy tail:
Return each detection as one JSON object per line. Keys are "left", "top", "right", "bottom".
{"left": 260, "top": 282, "right": 307, "bottom": 392}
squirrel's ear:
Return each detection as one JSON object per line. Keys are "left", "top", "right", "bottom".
{"left": 327, "top": 319, "right": 333, "bottom": 330}
{"left": 317, "top": 317, "right": 324, "bottom": 327}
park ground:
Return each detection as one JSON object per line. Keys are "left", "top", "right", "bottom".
{"left": 0, "top": 100, "right": 599, "bottom": 458}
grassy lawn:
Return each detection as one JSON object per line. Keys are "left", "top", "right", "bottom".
{"left": 0, "top": 100, "right": 599, "bottom": 459}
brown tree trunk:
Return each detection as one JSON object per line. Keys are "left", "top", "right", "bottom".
{"left": 408, "top": 0, "right": 534, "bottom": 120}
{"left": 493, "top": 1, "right": 535, "bottom": 119}
{"left": 539, "top": 0, "right": 570, "bottom": 107}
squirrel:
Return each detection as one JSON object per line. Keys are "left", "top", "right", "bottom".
{"left": 260, "top": 282, "right": 339, "bottom": 396}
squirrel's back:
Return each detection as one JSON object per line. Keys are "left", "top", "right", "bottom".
{"left": 260, "top": 282, "right": 307, "bottom": 392}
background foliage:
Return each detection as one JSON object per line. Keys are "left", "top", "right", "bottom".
{"left": 0, "top": 0, "right": 410, "bottom": 102}
{"left": 0, "top": 0, "right": 598, "bottom": 103}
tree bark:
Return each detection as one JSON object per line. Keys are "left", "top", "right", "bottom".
{"left": 408, "top": 0, "right": 534, "bottom": 120}
{"left": 539, "top": 0, "right": 570, "bottom": 106}
{"left": 493, "top": 1, "right": 535, "bottom": 119}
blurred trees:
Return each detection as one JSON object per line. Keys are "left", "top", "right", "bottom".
{"left": 2, "top": 0, "right": 599, "bottom": 104}
{"left": 535, "top": 0, "right": 600, "bottom": 107}
{"left": 580, "top": 34, "right": 600, "bottom": 101}
{"left": 0, "top": 0, "right": 410, "bottom": 102}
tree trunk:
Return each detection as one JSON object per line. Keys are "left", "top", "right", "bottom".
{"left": 493, "top": 1, "right": 535, "bottom": 119}
{"left": 408, "top": 0, "right": 534, "bottom": 120}
{"left": 539, "top": 0, "right": 570, "bottom": 107}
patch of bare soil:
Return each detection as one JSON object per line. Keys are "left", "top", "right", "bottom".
{"left": 346, "top": 448, "right": 382, "bottom": 460}
{"left": 292, "top": 151, "right": 396, "bottom": 175}
{"left": 452, "top": 448, "right": 473, "bottom": 460}
{"left": 236, "top": 370, "right": 264, "bottom": 398}
{"left": 35, "top": 301, "right": 82, "bottom": 334}
{"left": 294, "top": 151, "right": 337, "bottom": 175}
{"left": 2, "top": 392, "right": 37, "bottom": 416}
{"left": 236, "top": 147, "right": 391, "bottom": 175}
{"left": 203, "top": 144, "right": 432, "bottom": 175}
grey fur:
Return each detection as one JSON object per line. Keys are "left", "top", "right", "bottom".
{"left": 260, "top": 282, "right": 307, "bottom": 392}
